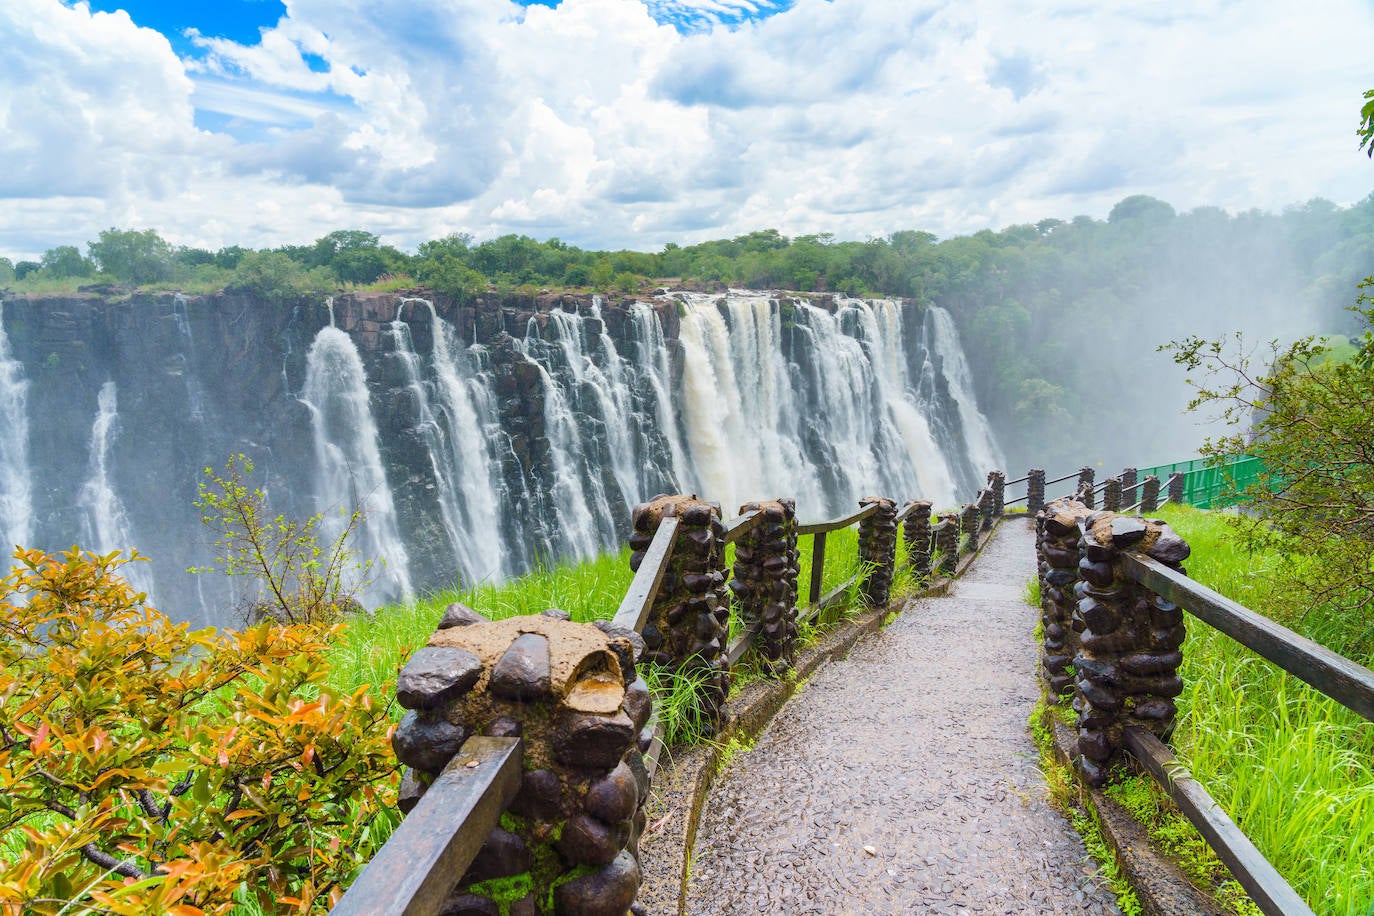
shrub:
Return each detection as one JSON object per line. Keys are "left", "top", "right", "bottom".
{"left": 0, "top": 547, "right": 398, "bottom": 914}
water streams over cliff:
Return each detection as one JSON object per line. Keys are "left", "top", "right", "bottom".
{"left": 0, "top": 289, "right": 1001, "bottom": 626}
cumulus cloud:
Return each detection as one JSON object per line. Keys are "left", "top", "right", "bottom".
{"left": 1, "top": 0, "right": 1373, "bottom": 258}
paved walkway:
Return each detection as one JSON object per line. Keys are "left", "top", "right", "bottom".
{"left": 683, "top": 519, "right": 1121, "bottom": 915}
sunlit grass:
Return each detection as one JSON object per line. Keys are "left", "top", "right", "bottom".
{"left": 1151, "top": 504, "right": 1374, "bottom": 914}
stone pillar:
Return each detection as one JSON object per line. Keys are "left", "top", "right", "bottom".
{"left": 936, "top": 513, "right": 959, "bottom": 576}
{"left": 978, "top": 488, "right": 994, "bottom": 532}
{"left": 1103, "top": 477, "right": 1122, "bottom": 512}
{"left": 392, "top": 611, "right": 653, "bottom": 915}
{"left": 1072, "top": 513, "right": 1191, "bottom": 787}
{"left": 629, "top": 495, "right": 730, "bottom": 733}
{"left": 1168, "top": 472, "right": 1185, "bottom": 506}
{"left": 1141, "top": 476, "right": 1161, "bottom": 513}
{"left": 857, "top": 497, "right": 898, "bottom": 608}
{"left": 1036, "top": 500, "right": 1088, "bottom": 696}
{"left": 1027, "top": 469, "right": 1046, "bottom": 515}
{"left": 1121, "top": 467, "right": 1138, "bottom": 506}
{"left": 988, "top": 471, "right": 1006, "bottom": 517}
{"left": 1077, "top": 466, "right": 1096, "bottom": 509}
{"left": 960, "top": 503, "right": 980, "bottom": 554}
{"left": 902, "top": 500, "right": 933, "bottom": 584}
{"left": 731, "top": 499, "right": 800, "bottom": 675}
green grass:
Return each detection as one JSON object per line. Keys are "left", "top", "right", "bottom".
{"left": 1148, "top": 504, "right": 1374, "bottom": 915}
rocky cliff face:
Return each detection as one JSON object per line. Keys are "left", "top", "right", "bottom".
{"left": 0, "top": 287, "right": 995, "bottom": 628}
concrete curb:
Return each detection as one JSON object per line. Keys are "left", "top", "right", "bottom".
{"left": 1047, "top": 713, "right": 1229, "bottom": 915}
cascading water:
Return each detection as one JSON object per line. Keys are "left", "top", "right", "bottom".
{"left": 927, "top": 306, "right": 1006, "bottom": 477}
{"left": 301, "top": 326, "right": 414, "bottom": 605}
{"left": 1, "top": 289, "right": 1001, "bottom": 627}
{"left": 0, "top": 302, "right": 33, "bottom": 553}
{"left": 77, "top": 382, "right": 154, "bottom": 597}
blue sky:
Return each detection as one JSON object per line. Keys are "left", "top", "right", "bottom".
{"left": 1, "top": 0, "right": 1372, "bottom": 259}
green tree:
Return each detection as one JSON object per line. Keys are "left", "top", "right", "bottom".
{"left": 87, "top": 228, "right": 174, "bottom": 284}
{"left": 39, "top": 245, "right": 93, "bottom": 278}
{"left": 0, "top": 257, "right": 13, "bottom": 282}
{"left": 193, "top": 454, "right": 369, "bottom": 625}
{"left": 1166, "top": 284, "right": 1374, "bottom": 660}
{"left": 228, "top": 251, "right": 332, "bottom": 305}
{"left": 1359, "top": 89, "right": 1374, "bottom": 156}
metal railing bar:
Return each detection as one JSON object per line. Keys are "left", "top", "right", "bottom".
{"left": 726, "top": 619, "right": 763, "bottom": 667}
{"left": 330, "top": 737, "right": 522, "bottom": 916}
{"left": 1123, "top": 727, "right": 1314, "bottom": 916}
{"left": 1123, "top": 554, "right": 1374, "bottom": 723}
{"left": 1044, "top": 471, "right": 1080, "bottom": 486}
{"left": 722, "top": 509, "right": 765, "bottom": 544}
{"left": 643, "top": 714, "right": 667, "bottom": 779}
{"left": 796, "top": 502, "right": 880, "bottom": 535}
{"left": 1004, "top": 494, "right": 1028, "bottom": 505}
{"left": 611, "top": 517, "right": 680, "bottom": 633}
{"left": 1005, "top": 474, "right": 1030, "bottom": 486}
{"left": 799, "top": 573, "right": 862, "bottom": 626}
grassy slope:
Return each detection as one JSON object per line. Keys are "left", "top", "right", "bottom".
{"left": 1152, "top": 505, "right": 1374, "bottom": 915}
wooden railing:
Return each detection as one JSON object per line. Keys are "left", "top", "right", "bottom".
{"left": 1032, "top": 462, "right": 1374, "bottom": 916}
{"left": 332, "top": 476, "right": 1004, "bottom": 914}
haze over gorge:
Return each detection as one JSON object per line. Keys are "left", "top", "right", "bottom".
{"left": 0, "top": 288, "right": 999, "bottom": 626}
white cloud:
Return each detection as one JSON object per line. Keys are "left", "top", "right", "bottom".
{"left": 2, "top": 0, "right": 1373, "bottom": 260}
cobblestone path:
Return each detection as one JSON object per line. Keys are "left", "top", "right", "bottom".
{"left": 683, "top": 519, "right": 1121, "bottom": 915}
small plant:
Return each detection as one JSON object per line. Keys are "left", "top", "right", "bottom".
{"left": 193, "top": 454, "right": 370, "bottom": 626}
{"left": 0, "top": 547, "right": 398, "bottom": 914}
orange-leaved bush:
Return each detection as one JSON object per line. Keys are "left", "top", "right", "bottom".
{"left": 0, "top": 547, "right": 399, "bottom": 915}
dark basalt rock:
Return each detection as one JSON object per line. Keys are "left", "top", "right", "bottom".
{"left": 392, "top": 710, "right": 470, "bottom": 774}
{"left": 396, "top": 646, "right": 483, "bottom": 710}
{"left": 553, "top": 850, "right": 641, "bottom": 916}
{"left": 398, "top": 767, "right": 430, "bottom": 815}
{"left": 555, "top": 813, "right": 629, "bottom": 867}
{"left": 1109, "top": 516, "right": 1148, "bottom": 547}
{"left": 510, "top": 769, "right": 563, "bottom": 822}
{"left": 555, "top": 710, "right": 636, "bottom": 768}
{"left": 463, "top": 827, "right": 529, "bottom": 882}
{"left": 438, "top": 602, "right": 487, "bottom": 629}
{"left": 585, "top": 760, "right": 639, "bottom": 824}
{"left": 489, "top": 633, "right": 552, "bottom": 701}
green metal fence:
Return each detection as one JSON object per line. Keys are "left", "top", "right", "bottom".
{"left": 1135, "top": 455, "right": 1263, "bottom": 509}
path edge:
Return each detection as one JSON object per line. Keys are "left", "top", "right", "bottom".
{"left": 1047, "top": 710, "right": 1231, "bottom": 915}
{"left": 637, "top": 516, "right": 1010, "bottom": 915}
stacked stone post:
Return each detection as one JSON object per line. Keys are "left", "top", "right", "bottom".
{"left": 988, "top": 471, "right": 1006, "bottom": 517}
{"left": 730, "top": 499, "right": 800, "bottom": 675}
{"left": 1103, "top": 477, "right": 1122, "bottom": 512}
{"left": 1141, "top": 475, "right": 1161, "bottom": 513}
{"left": 857, "top": 497, "right": 898, "bottom": 608}
{"left": 1027, "top": 469, "right": 1046, "bottom": 515}
{"left": 1121, "top": 467, "right": 1138, "bottom": 506}
{"left": 629, "top": 495, "right": 731, "bottom": 732}
{"left": 978, "top": 488, "right": 994, "bottom": 532}
{"left": 391, "top": 609, "right": 653, "bottom": 915}
{"left": 1036, "top": 499, "right": 1089, "bottom": 696}
{"left": 1072, "top": 512, "right": 1191, "bottom": 787}
{"left": 960, "top": 503, "right": 980, "bottom": 554}
{"left": 1168, "top": 472, "right": 1186, "bottom": 505}
{"left": 902, "top": 500, "right": 933, "bottom": 583}
{"left": 936, "top": 512, "right": 959, "bottom": 576}
{"left": 1077, "top": 466, "right": 1096, "bottom": 509}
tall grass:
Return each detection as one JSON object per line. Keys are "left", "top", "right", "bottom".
{"left": 1152, "top": 505, "right": 1374, "bottom": 914}
{"left": 327, "top": 550, "right": 633, "bottom": 699}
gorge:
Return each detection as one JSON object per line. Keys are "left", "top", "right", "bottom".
{"left": 0, "top": 289, "right": 1001, "bottom": 627}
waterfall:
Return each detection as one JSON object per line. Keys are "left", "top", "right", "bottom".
{"left": 628, "top": 303, "right": 692, "bottom": 489}
{"left": 0, "top": 302, "right": 32, "bottom": 554}
{"left": 396, "top": 299, "right": 506, "bottom": 585}
{"left": 927, "top": 306, "right": 1006, "bottom": 477}
{"left": 77, "top": 382, "right": 154, "bottom": 597}
{"left": 301, "top": 326, "right": 413, "bottom": 605}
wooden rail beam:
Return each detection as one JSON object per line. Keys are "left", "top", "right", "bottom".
{"left": 1123, "top": 554, "right": 1374, "bottom": 723}
{"left": 722, "top": 509, "right": 765, "bottom": 543}
{"left": 611, "top": 516, "right": 680, "bottom": 633}
{"left": 330, "top": 737, "right": 522, "bottom": 916}
{"left": 796, "top": 502, "right": 880, "bottom": 535}
{"left": 1123, "top": 727, "right": 1314, "bottom": 916}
